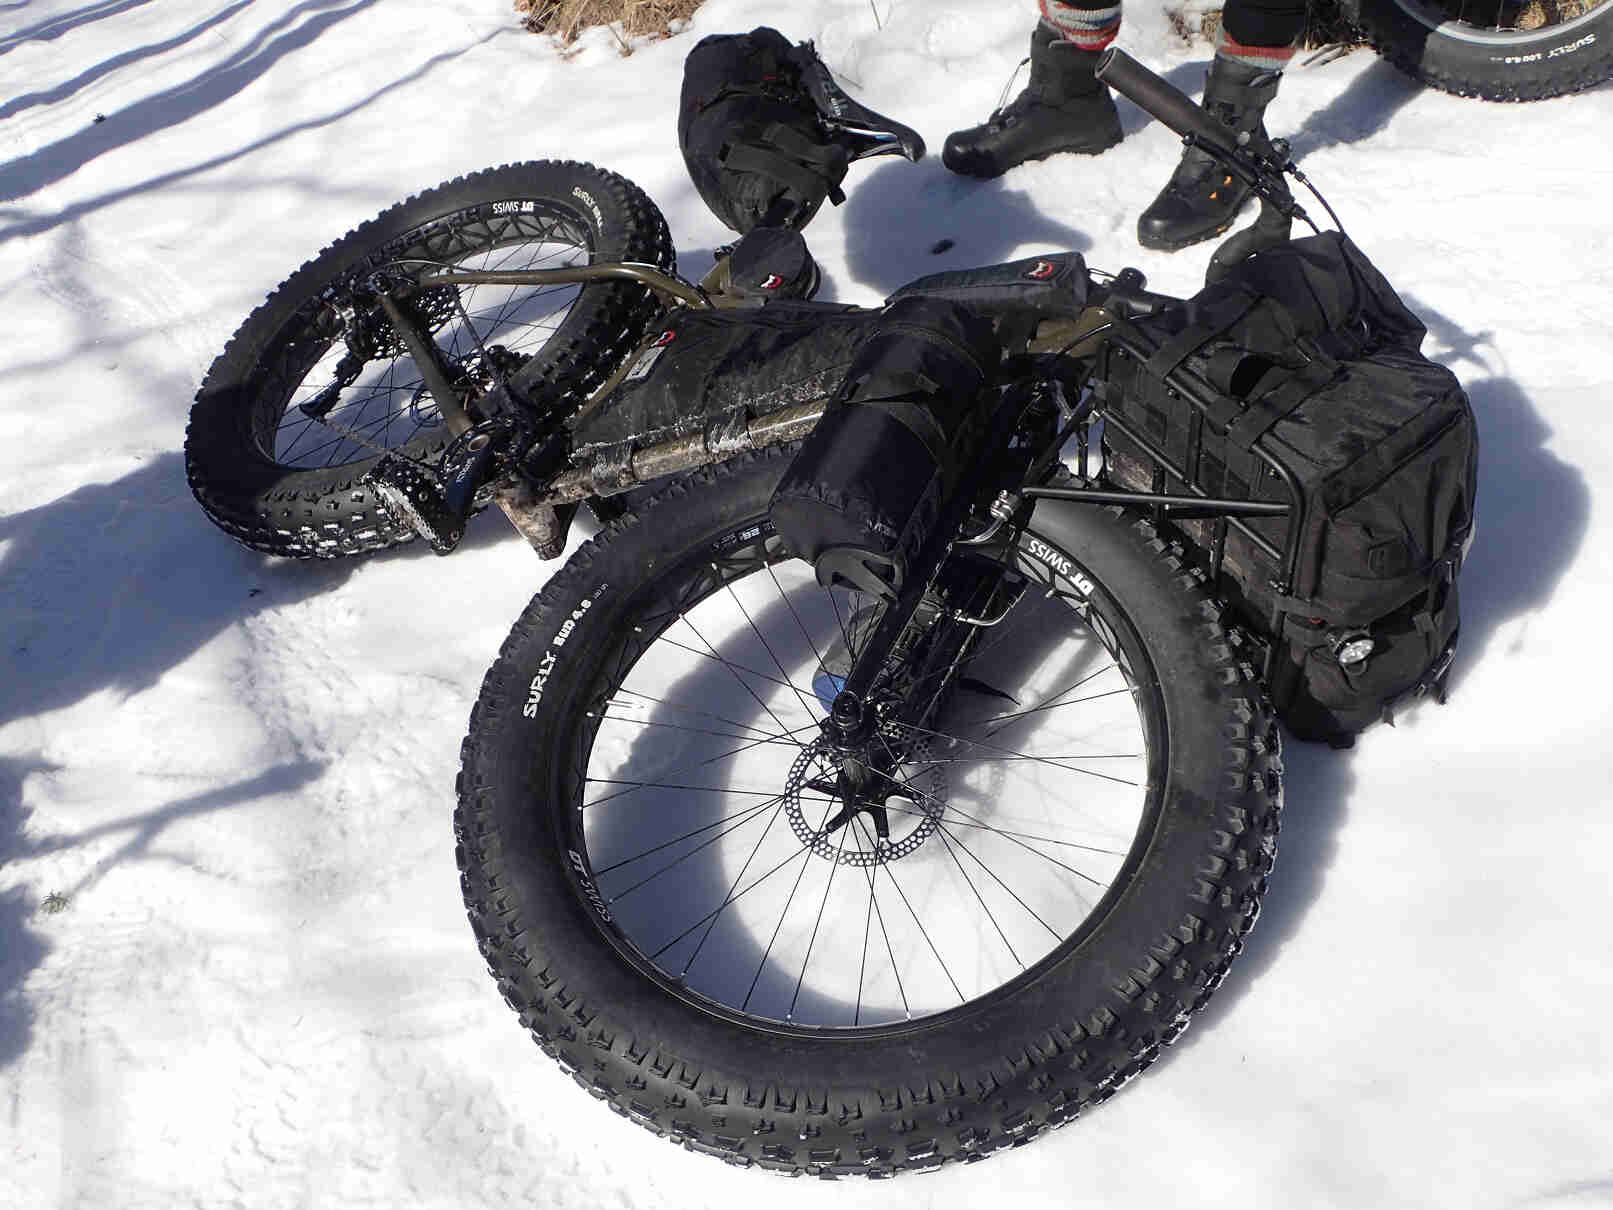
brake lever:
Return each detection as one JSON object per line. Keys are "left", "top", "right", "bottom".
{"left": 1184, "top": 133, "right": 1309, "bottom": 227}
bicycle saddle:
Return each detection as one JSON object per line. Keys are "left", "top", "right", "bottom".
{"left": 795, "top": 51, "right": 926, "bottom": 164}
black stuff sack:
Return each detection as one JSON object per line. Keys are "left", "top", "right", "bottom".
{"left": 771, "top": 297, "right": 1001, "bottom": 596}
{"left": 678, "top": 27, "right": 849, "bottom": 233}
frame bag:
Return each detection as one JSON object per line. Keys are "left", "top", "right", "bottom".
{"left": 569, "top": 301, "right": 872, "bottom": 488}
{"left": 1096, "top": 233, "right": 1477, "bottom": 745}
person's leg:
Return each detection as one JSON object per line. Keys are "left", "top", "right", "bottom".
{"left": 1136, "top": 0, "right": 1306, "bottom": 251}
{"left": 942, "top": 3, "right": 1124, "bottom": 179}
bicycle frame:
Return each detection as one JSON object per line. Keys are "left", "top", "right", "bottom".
{"left": 385, "top": 250, "right": 1309, "bottom": 680}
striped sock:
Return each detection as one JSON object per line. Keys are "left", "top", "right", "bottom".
{"left": 1039, "top": 2, "right": 1122, "bottom": 53}
{"left": 1212, "top": 26, "right": 1300, "bottom": 72}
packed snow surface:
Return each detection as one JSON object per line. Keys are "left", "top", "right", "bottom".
{"left": 3, "top": 0, "right": 1612, "bottom": 1206}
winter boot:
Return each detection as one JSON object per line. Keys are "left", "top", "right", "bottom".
{"left": 943, "top": 23, "right": 1122, "bottom": 179}
{"left": 1136, "top": 55, "right": 1281, "bottom": 252}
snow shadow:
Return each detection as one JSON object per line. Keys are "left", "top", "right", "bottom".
{"left": 1160, "top": 295, "right": 1590, "bottom": 1047}
{"left": 0, "top": 0, "right": 160, "bottom": 57}
{"left": 0, "top": 752, "right": 323, "bottom": 1066}
{"left": 0, "top": 0, "right": 258, "bottom": 123}
{"left": 0, "top": 15, "right": 508, "bottom": 246}
{"left": 0, "top": 453, "right": 344, "bottom": 728}
{"left": 1288, "top": 55, "right": 1423, "bottom": 155}
{"left": 0, "top": 753, "right": 56, "bottom": 1068}
{"left": 1402, "top": 295, "right": 1592, "bottom": 686}
{"left": 838, "top": 158, "right": 1092, "bottom": 299}
{"left": 0, "top": 0, "right": 380, "bottom": 206}
{"left": 0, "top": 439, "right": 555, "bottom": 732}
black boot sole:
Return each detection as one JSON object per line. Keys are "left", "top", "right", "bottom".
{"left": 942, "top": 130, "right": 1121, "bottom": 179}
{"left": 1136, "top": 196, "right": 1252, "bottom": 253}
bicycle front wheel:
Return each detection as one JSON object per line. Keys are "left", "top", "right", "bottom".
{"left": 457, "top": 446, "right": 1281, "bottom": 1176}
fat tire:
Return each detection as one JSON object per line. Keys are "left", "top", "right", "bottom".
{"left": 185, "top": 160, "right": 671, "bottom": 559}
{"left": 455, "top": 448, "right": 1283, "bottom": 1177}
{"left": 1343, "top": 0, "right": 1613, "bottom": 100}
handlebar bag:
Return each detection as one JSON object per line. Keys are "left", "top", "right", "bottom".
{"left": 678, "top": 27, "right": 850, "bottom": 233}
{"left": 770, "top": 296, "right": 1001, "bottom": 596}
{"left": 1096, "top": 232, "right": 1477, "bottom": 745}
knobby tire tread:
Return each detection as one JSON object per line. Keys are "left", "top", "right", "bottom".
{"left": 1342, "top": 0, "right": 1613, "bottom": 100}
{"left": 454, "top": 449, "right": 1284, "bottom": 1178}
{"left": 185, "top": 160, "right": 671, "bottom": 559}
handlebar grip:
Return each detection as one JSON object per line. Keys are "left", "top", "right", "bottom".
{"left": 1095, "top": 48, "right": 1237, "bottom": 155}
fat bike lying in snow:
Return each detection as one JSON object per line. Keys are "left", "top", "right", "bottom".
{"left": 186, "top": 49, "right": 1475, "bottom": 1176}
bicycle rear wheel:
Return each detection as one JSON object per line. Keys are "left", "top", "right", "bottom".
{"left": 185, "top": 160, "right": 670, "bottom": 558}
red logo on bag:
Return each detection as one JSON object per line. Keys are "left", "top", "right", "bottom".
{"left": 760, "top": 274, "right": 785, "bottom": 291}
{"left": 653, "top": 329, "right": 676, "bottom": 346}
{"left": 1025, "top": 260, "right": 1057, "bottom": 281}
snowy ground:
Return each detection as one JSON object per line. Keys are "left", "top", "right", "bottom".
{"left": 3, "top": 0, "right": 1613, "bottom": 1206}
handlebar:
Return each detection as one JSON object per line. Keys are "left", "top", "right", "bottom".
{"left": 1094, "top": 48, "right": 1239, "bottom": 155}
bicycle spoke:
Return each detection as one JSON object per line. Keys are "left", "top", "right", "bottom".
{"left": 742, "top": 797, "right": 836, "bottom": 1012}
{"left": 865, "top": 761, "right": 1110, "bottom": 889}
{"left": 874, "top": 798, "right": 1127, "bottom": 858}
{"left": 605, "top": 687, "right": 787, "bottom": 740}
{"left": 604, "top": 795, "right": 785, "bottom": 904}
{"left": 787, "top": 807, "right": 852, "bottom": 1020}
{"left": 587, "top": 778, "right": 816, "bottom": 801}
{"left": 766, "top": 563, "right": 834, "bottom": 686}
{"left": 934, "top": 820, "right": 1063, "bottom": 942}
{"left": 574, "top": 507, "right": 1159, "bottom": 1027}
{"left": 724, "top": 576, "right": 822, "bottom": 721}
{"left": 649, "top": 841, "right": 813, "bottom": 962}
{"left": 580, "top": 719, "right": 820, "bottom": 810}
{"left": 592, "top": 798, "right": 780, "bottom": 877}
{"left": 931, "top": 823, "right": 1022, "bottom": 969}
{"left": 680, "top": 787, "right": 795, "bottom": 978}
{"left": 591, "top": 710, "right": 803, "bottom": 747}
{"left": 851, "top": 817, "right": 912, "bottom": 1022}
{"left": 888, "top": 721, "right": 1141, "bottom": 788}
{"left": 872, "top": 843, "right": 965, "bottom": 1006}
{"left": 981, "top": 662, "right": 1122, "bottom": 735}
{"left": 651, "top": 631, "right": 823, "bottom": 713}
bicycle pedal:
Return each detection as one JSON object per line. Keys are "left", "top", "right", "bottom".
{"left": 366, "top": 455, "right": 464, "bottom": 554}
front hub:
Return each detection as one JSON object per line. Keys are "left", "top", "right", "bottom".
{"left": 782, "top": 731, "right": 946, "bottom": 867}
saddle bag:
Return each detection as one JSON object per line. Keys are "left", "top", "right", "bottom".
{"left": 678, "top": 27, "right": 850, "bottom": 233}
{"left": 1095, "top": 233, "right": 1477, "bottom": 745}
{"left": 770, "top": 297, "right": 1000, "bottom": 596}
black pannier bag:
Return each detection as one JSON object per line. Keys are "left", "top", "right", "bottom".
{"left": 678, "top": 27, "right": 850, "bottom": 234}
{"left": 771, "top": 296, "right": 1000, "bottom": 596}
{"left": 569, "top": 300, "right": 872, "bottom": 490}
{"left": 1094, "top": 233, "right": 1477, "bottom": 745}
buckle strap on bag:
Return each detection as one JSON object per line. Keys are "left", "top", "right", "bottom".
{"left": 1144, "top": 289, "right": 1261, "bottom": 380}
{"left": 1412, "top": 536, "right": 1465, "bottom": 633}
{"left": 723, "top": 123, "right": 848, "bottom": 208}
{"left": 1225, "top": 358, "right": 1340, "bottom": 450}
